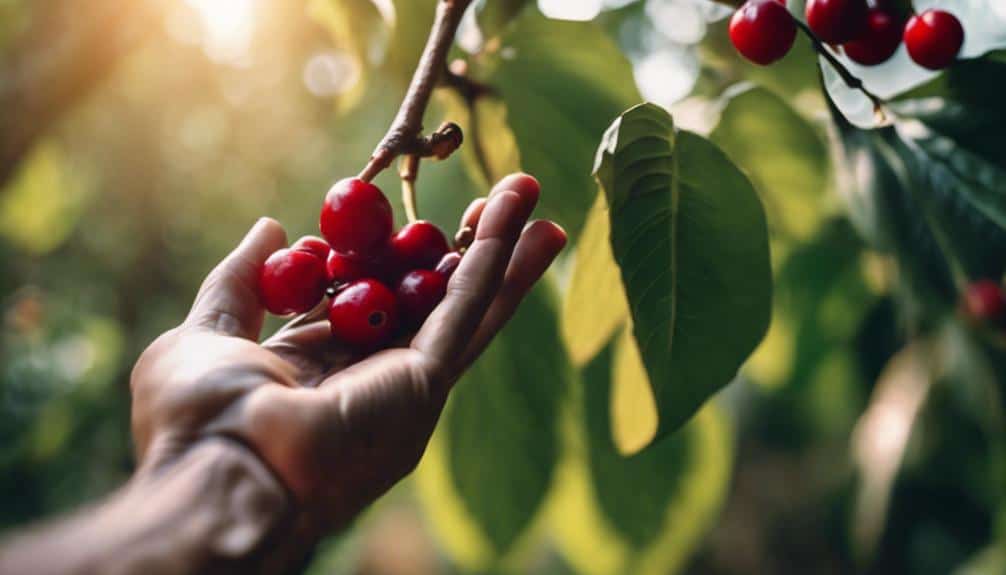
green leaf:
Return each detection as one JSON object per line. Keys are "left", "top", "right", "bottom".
{"left": 710, "top": 85, "right": 830, "bottom": 241}
{"left": 561, "top": 192, "right": 630, "bottom": 367}
{"left": 594, "top": 102, "right": 772, "bottom": 437}
{"left": 436, "top": 90, "right": 521, "bottom": 188}
{"left": 488, "top": 9, "right": 641, "bottom": 237}
{"left": 833, "top": 86, "right": 1006, "bottom": 318}
{"left": 585, "top": 332, "right": 730, "bottom": 550}
{"left": 444, "top": 283, "right": 570, "bottom": 555}
{"left": 476, "top": 0, "right": 532, "bottom": 40}
{"left": 894, "top": 119, "right": 1006, "bottom": 232}
{"left": 549, "top": 335, "right": 732, "bottom": 575}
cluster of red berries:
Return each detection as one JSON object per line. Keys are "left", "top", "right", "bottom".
{"left": 963, "top": 280, "right": 1006, "bottom": 331}
{"left": 729, "top": 0, "right": 965, "bottom": 70}
{"left": 259, "top": 178, "right": 460, "bottom": 348}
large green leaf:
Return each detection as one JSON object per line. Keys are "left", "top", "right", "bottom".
{"left": 561, "top": 192, "right": 630, "bottom": 367}
{"left": 710, "top": 85, "right": 830, "bottom": 241}
{"left": 487, "top": 9, "right": 641, "bottom": 237}
{"left": 549, "top": 333, "right": 732, "bottom": 575}
{"left": 833, "top": 65, "right": 1006, "bottom": 320}
{"left": 444, "top": 283, "right": 570, "bottom": 555}
{"left": 585, "top": 330, "right": 730, "bottom": 552}
{"left": 594, "top": 102, "right": 772, "bottom": 437}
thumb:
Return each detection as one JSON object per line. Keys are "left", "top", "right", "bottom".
{"left": 186, "top": 218, "right": 287, "bottom": 340}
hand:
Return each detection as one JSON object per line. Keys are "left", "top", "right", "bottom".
{"left": 129, "top": 174, "right": 566, "bottom": 539}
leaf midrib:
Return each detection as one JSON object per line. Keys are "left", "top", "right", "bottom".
{"left": 666, "top": 127, "right": 680, "bottom": 374}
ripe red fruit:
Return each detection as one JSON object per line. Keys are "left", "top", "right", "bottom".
{"left": 963, "top": 280, "right": 1006, "bottom": 324}
{"left": 904, "top": 10, "right": 964, "bottom": 70}
{"left": 259, "top": 248, "right": 329, "bottom": 315}
{"left": 842, "top": 8, "right": 902, "bottom": 65}
{"left": 326, "top": 250, "right": 384, "bottom": 284}
{"left": 388, "top": 221, "right": 450, "bottom": 272}
{"left": 328, "top": 279, "right": 398, "bottom": 347}
{"left": 397, "top": 270, "right": 448, "bottom": 327}
{"left": 729, "top": 0, "right": 797, "bottom": 66}
{"left": 291, "top": 235, "right": 331, "bottom": 260}
{"left": 319, "top": 178, "right": 393, "bottom": 257}
{"left": 805, "top": 0, "right": 869, "bottom": 44}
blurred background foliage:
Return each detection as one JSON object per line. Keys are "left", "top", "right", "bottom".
{"left": 0, "top": 0, "right": 1004, "bottom": 574}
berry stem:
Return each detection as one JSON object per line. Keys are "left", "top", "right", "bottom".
{"left": 793, "top": 18, "right": 887, "bottom": 120}
{"left": 399, "top": 154, "right": 420, "bottom": 223}
{"left": 358, "top": 0, "right": 474, "bottom": 183}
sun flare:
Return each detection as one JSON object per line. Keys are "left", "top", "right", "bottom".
{"left": 183, "top": 0, "right": 257, "bottom": 63}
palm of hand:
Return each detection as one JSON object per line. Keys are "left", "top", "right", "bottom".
{"left": 129, "top": 174, "right": 565, "bottom": 535}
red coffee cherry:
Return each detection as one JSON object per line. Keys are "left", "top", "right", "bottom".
{"left": 291, "top": 235, "right": 331, "bottom": 260}
{"left": 843, "top": 8, "right": 902, "bottom": 65}
{"left": 328, "top": 279, "right": 398, "bottom": 348}
{"left": 326, "top": 250, "right": 384, "bottom": 284}
{"left": 963, "top": 280, "right": 1006, "bottom": 324}
{"left": 397, "top": 270, "right": 448, "bottom": 327}
{"left": 729, "top": 0, "right": 797, "bottom": 66}
{"left": 904, "top": 9, "right": 964, "bottom": 70}
{"left": 319, "top": 178, "right": 393, "bottom": 257}
{"left": 259, "top": 248, "right": 329, "bottom": 315}
{"left": 388, "top": 221, "right": 450, "bottom": 272}
{"left": 805, "top": 0, "right": 869, "bottom": 44}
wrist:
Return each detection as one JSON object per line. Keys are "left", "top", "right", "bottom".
{"left": 116, "top": 437, "right": 302, "bottom": 574}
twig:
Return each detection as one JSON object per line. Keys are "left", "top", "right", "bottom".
{"left": 399, "top": 155, "right": 420, "bottom": 223}
{"left": 444, "top": 59, "right": 495, "bottom": 185}
{"left": 357, "top": 0, "right": 474, "bottom": 183}
{"left": 794, "top": 19, "right": 887, "bottom": 120}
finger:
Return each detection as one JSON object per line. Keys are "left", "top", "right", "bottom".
{"left": 489, "top": 173, "right": 540, "bottom": 212}
{"left": 186, "top": 218, "right": 287, "bottom": 340}
{"left": 461, "top": 173, "right": 539, "bottom": 232}
{"left": 460, "top": 197, "right": 487, "bottom": 231}
{"left": 411, "top": 175, "right": 540, "bottom": 372}
{"left": 458, "top": 220, "right": 566, "bottom": 369}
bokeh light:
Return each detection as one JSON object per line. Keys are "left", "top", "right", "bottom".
{"left": 538, "top": 0, "right": 603, "bottom": 22}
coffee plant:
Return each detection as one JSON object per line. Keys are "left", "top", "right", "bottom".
{"left": 0, "top": 0, "right": 1003, "bottom": 573}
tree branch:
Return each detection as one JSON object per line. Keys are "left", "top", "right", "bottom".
{"left": 357, "top": 0, "right": 474, "bottom": 183}
{"left": 794, "top": 18, "right": 887, "bottom": 120}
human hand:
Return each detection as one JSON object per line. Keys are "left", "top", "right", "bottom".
{"left": 129, "top": 174, "right": 566, "bottom": 539}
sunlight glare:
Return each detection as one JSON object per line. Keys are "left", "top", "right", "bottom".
{"left": 184, "top": 0, "right": 258, "bottom": 64}
{"left": 538, "top": 0, "right": 603, "bottom": 22}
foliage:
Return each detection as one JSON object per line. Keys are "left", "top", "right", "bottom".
{"left": 1, "top": 0, "right": 1005, "bottom": 574}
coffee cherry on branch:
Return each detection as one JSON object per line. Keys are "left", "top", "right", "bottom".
{"left": 259, "top": 248, "right": 329, "bottom": 315}
{"left": 962, "top": 280, "right": 1006, "bottom": 326}
{"left": 904, "top": 9, "right": 965, "bottom": 70}
{"left": 291, "top": 235, "right": 331, "bottom": 261}
{"left": 842, "top": 8, "right": 902, "bottom": 65}
{"left": 805, "top": 0, "right": 869, "bottom": 44}
{"left": 328, "top": 279, "right": 399, "bottom": 348}
{"left": 388, "top": 221, "right": 450, "bottom": 272}
{"left": 729, "top": 0, "right": 797, "bottom": 66}
{"left": 396, "top": 270, "right": 448, "bottom": 328}
{"left": 320, "top": 178, "right": 393, "bottom": 257}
